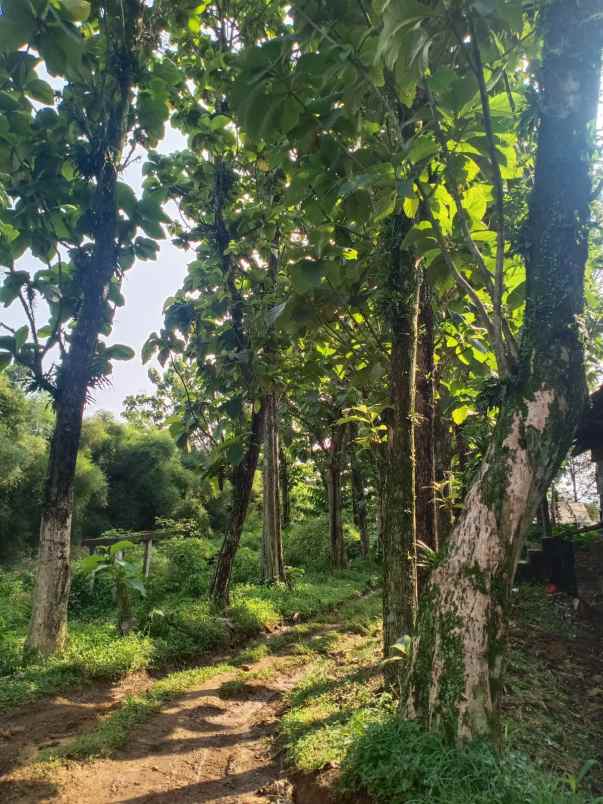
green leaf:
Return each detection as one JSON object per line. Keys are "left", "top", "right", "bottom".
{"left": 290, "top": 260, "right": 324, "bottom": 294}
{"left": 0, "top": 3, "right": 36, "bottom": 53}
{"left": 226, "top": 441, "right": 244, "bottom": 466}
{"left": 61, "top": 0, "right": 91, "bottom": 22}
{"left": 452, "top": 405, "right": 472, "bottom": 425}
{"left": 26, "top": 78, "right": 54, "bottom": 104}
{"left": 105, "top": 344, "right": 135, "bottom": 361}
{"left": 14, "top": 325, "right": 28, "bottom": 351}
{"left": 0, "top": 351, "right": 12, "bottom": 370}
{"left": 142, "top": 335, "right": 158, "bottom": 365}
{"left": 116, "top": 182, "right": 138, "bottom": 217}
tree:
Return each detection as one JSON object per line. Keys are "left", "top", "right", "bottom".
{"left": 405, "top": 0, "right": 602, "bottom": 741}
{"left": 0, "top": 0, "right": 166, "bottom": 655}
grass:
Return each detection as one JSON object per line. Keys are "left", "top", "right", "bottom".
{"left": 43, "top": 662, "right": 234, "bottom": 761}
{"left": 280, "top": 587, "right": 601, "bottom": 804}
{"left": 0, "top": 537, "right": 376, "bottom": 712}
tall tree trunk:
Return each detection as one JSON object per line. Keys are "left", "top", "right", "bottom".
{"left": 350, "top": 424, "right": 369, "bottom": 558}
{"left": 537, "top": 497, "right": 553, "bottom": 539}
{"left": 415, "top": 281, "right": 438, "bottom": 554}
{"left": 211, "top": 404, "right": 265, "bottom": 607}
{"left": 382, "top": 220, "right": 421, "bottom": 683}
{"left": 327, "top": 424, "right": 347, "bottom": 569}
{"left": 434, "top": 393, "right": 454, "bottom": 548}
{"left": 280, "top": 446, "right": 291, "bottom": 530}
{"left": 405, "top": 1, "right": 601, "bottom": 741}
{"left": 25, "top": 1, "right": 142, "bottom": 657}
{"left": 261, "top": 393, "right": 286, "bottom": 583}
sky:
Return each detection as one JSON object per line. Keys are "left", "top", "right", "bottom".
{"left": 1, "top": 125, "right": 189, "bottom": 417}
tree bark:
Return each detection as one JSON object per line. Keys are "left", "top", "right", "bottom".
{"left": 415, "top": 281, "right": 438, "bottom": 554}
{"left": 405, "top": 1, "right": 601, "bottom": 741}
{"left": 327, "top": 423, "right": 347, "bottom": 569}
{"left": 382, "top": 219, "right": 421, "bottom": 684}
{"left": 434, "top": 393, "right": 454, "bottom": 548}
{"left": 350, "top": 424, "right": 370, "bottom": 558}
{"left": 261, "top": 393, "right": 286, "bottom": 583}
{"left": 25, "top": 1, "right": 142, "bottom": 658}
{"left": 211, "top": 403, "right": 265, "bottom": 607}
{"left": 280, "top": 446, "right": 291, "bottom": 530}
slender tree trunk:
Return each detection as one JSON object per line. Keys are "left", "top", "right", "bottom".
{"left": 537, "top": 497, "right": 553, "bottom": 539}
{"left": 25, "top": 1, "right": 142, "bottom": 657}
{"left": 280, "top": 446, "right": 291, "bottom": 529}
{"left": 350, "top": 424, "right": 369, "bottom": 558}
{"left": 211, "top": 404, "right": 265, "bottom": 607}
{"left": 434, "top": 394, "right": 454, "bottom": 547}
{"left": 415, "top": 282, "right": 438, "bottom": 554}
{"left": 596, "top": 461, "right": 603, "bottom": 521}
{"left": 405, "top": 1, "right": 601, "bottom": 741}
{"left": 327, "top": 424, "right": 347, "bottom": 569}
{"left": 382, "top": 220, "right": 421, "bottom": 683}
{"left": 261, "top": 393, "right": 286, "bottom": 583}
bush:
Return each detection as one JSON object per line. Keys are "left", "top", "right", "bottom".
{"left": 146, "top": 597, "right": 228, "bottom": 661}
{"left": 231, "top": 546, "right": 260, "bottom": 584}
{"left": 161, "top": 537, "right": 215, "bottom": 597}
{"left": 65, "top": 624, "right": 153, "bottom": 679}
{"left": 70, "top": 563, "right": 115, "bottom": 617}
{"left": 285, "top": 516, "right": 331, "bottom": 570}
{"left": 341, "top": 711, "right": 592, "bottom": 804}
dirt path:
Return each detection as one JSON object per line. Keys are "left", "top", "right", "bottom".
{"left": 52, "top": 659, "right": 299, "bottom": 803}
{"left": 0, "top": 618, "right": 354, "bottom": 804}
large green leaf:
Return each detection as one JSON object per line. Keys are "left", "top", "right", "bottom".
{"left": 61, "top": 0, "right": 91, "bottom": 22}
{"left": 105, "top": 344, "right": 135, "bottom": 361}
{"left": 290, "top": 260, "right": 324, "bottom": 294}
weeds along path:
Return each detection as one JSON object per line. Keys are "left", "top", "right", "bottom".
{"left": 0, "top": 593, "right": 380, "bottom": 804}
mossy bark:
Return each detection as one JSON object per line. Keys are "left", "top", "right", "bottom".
{"left": 211, "top": 402, "right": 265, "bottom": 607}
{"left": 261, "top": 392, "right": 286, "bottom": 584}
{"left": 350, "top": 423, "right": 370, "bottom": 558}
{"left": 405, "top": 0, "right": 602, "bottom": 741}
{"left": 327, "top": 423, "right": 347, "bottom": 570}
{"left": 25, "top": 0, "right": 142, "bottom": 658}
{"left": 415, "top": 282, "right": 438, "bottom": 555}
{"left": 382, "top": 219, "right": 421, "bottom": 684}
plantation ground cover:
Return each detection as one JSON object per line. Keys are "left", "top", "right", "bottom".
{"left": 1, "top": 585, "right": 601, "bottom": 803}
{"left": 0, "top": 521, "right": 376, "bottom": 711}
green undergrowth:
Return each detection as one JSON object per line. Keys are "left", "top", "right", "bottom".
{"left": 0, "top": 529, "right": 376, "bottom": 711}
{"left": 41, "top": 592, "right": 383, "bottom": 763}
{"left": 281, "top": 587, "right": 601, "bottom": 804}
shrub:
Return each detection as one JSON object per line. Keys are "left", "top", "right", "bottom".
{"left": 285, "top": 516, "right": 331, "bottom": 570}
{"left": 341, "top": 712, "right": 592, "bottom": 804}
{"left": 161, "top": 537, "right": 215, "bottom": 596}
{"left": 231, "top": 545, "right": 260, "bottom": 584}
{"left": 146, "top": 597, "right": 228, "bottom": 661}
{"left": 65, "top": 624, "right": 153, "bottom": 679}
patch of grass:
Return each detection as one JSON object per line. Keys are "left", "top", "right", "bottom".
{"left": 341, "top": 712, "right": 593, "bottom": 804}
{"left": 0, "top": 623, "right": 153, "bottom": 711}
{"left": 281, "top": 588, "right": 599, "bottom": 804}
{"left": 218, "top": 677, "right": 255, "bottom": 699}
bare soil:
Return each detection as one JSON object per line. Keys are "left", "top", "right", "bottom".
{"left": 0, "top": 582, "right": 602, "bottom": 804}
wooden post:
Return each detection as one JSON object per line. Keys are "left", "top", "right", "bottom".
{"left": 143, "top": 539, "right": 153, "bottom": 578}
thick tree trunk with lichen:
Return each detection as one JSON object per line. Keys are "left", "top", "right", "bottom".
{"left": 25, "top": 0, "right": 142, "bottom": 658}
{"left": 405, "top": 0, "right": 601, "bottom": 741}
{"left": 383, "top": 221, "right": 421, "bottom": 684}
{"left": 261, "top": 393, "right": 286, "bottom": 584}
